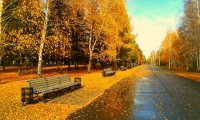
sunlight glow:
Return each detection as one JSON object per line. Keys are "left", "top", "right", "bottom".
{"left": 131, "top": 16, "right": 176, "bottom": 58}
{"left": 127, "top": 0, "right": 184, "bottom": 58}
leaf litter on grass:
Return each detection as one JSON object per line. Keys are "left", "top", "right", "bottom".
{"left": 0, "top": 65, "right": 146, "bottom": 119}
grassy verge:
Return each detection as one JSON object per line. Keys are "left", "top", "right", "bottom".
{"left": 0, "top": 65, "right": 99, "bottom": 84}
{"left": 0, "top": 65, "right": 143, "bottom": 120}
{"left": 160, "top": 66, "right": 200, "bottom": 83}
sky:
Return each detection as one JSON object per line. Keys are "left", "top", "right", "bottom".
{"left": 126, "top": 0, "right": 184, "bottom": 58}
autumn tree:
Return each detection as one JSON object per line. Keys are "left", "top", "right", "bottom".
{"left": 0, "top": 0, "right": 3, "bottom": 70}
{"left": 0, "top": 0, "right": 145, "bottom": 76}
{"left": 155, "top": 0, "right": 200, "bottom": 72}
{"left": 1, "top": 0, "right": 43, "bottom": 75}
{"left": 178, "top": 0, "right": 200, "bottom": 71}
{"left": 45, "top": 0, "right": 71, "bottom": 73}
{"left": 158, "top": 31, "right": 178, "bottom": 68}
{"left": 37, "top": 0, "right": 49, "bottom": 78}
{"left": 149, "top": 51, "right": 156, "bottom": 65}
{"left": 82, "top": 0, "right": 109, "bottom": 72}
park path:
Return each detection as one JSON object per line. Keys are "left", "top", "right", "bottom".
{"left": 67, "top": 65, "right": 200, "bottom": 120}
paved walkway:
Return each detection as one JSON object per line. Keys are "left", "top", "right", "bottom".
{"left": 67, "top": 65, "right": 200, "bottom": 120}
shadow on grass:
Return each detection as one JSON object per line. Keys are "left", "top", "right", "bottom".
{"left": 23, "top": 86, "right": 84, "bottom": 106}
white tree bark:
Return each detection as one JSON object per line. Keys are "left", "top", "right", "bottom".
{"left": 198, "top": 46, "right": 200, "bottom": 71}
{"left": 197, "top": 47, "right": 199, "bottom": 71}
{"left": 0, "top": 0, "right": 3, "bottom": 70}
{"left": 159, "top": 51, "right": 161, "bottom": 66}
{"left": 0, "top": 0, "right": 2, "bottom": 39}
{"left": 196, "top": 0, "right": 200, "bottom": 72}
{"left": 37, "top": 0, "right": 49, "bottom": 78}
{"left": 87, "top": 32, "right": 98, "bottom": 72}
{"left": 169, "top": 35, "right": 171, "bottom": 70}
{"left": 87, "top": 20, "right": 99, "bottom": 73}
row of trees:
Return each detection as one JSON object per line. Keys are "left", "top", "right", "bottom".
{"left": 150, "top": 0, "right": 200, "bottom": 72}
{"left": 0, "top": 0, "right": 145, "bottom": 77}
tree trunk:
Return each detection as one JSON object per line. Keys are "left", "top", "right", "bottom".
{"left": 75, "top": 60, "right": 78, "bottom": 69}
{"left": 87, "top": 53, "right": 92, "bottom": 72}
{"left": 0, "top": 57, "right": 3, "bottom": 71}
{"left": 37, "top": 0, "right": 49, "bottom": 78}
{"left": 48, "top": 58, "right": 50, "bottom": 65}
{"left": 77, "top": 60, "right": 79, "bottom": 69}
{"left": 18, "top": 65, "right": 21, "bottom": 76}
{"left": 0, "top": 0, "right": 2, "bottom": 40}
{"left": 199, "top": 47, "right": 200, "bottom": 72}
{"left": 84, "top": 58, "right": 87, "bottom": 69}
{"left": 178, "top": 59, "right": 180, "bottom": 69}
{"left": 2, "top": 64, "right": 5, "bottom": 71}
{"left": 100, "top": 62, "right": 103, "bottom": 69}
{"left": 0, "top": 0, "right": 3, "bottom": 71}
{"left": 85, "top": 60, "right": 87, "bottom": 69}
{"left": 87, "top": 22, "right": 96, "bottom": 73}
{"left": 68, "top": 59, "right": 70, "bottom": 71}
{"left": 159, "top": 51, "right": 161, "bottom": 66}
{"left": 60, "top": 59, "right": 63, "bottom": 74}
{"left": 26, "top": 65, "right": 29, "bottom": 70}
{"left": 57, "top": 59, "right": 60, "bottom": 71}
{"left": 114, "top": 61, "right": 117, "bottom": 70}
{"left": 60, "top": 65, "right": 63, "bottom": 74}
{"left": 2, "top": 58, "right": 5, "bottom": 71}
{"left": 18, "top": 52, "right": 22, "bottom": 76}
{"left": 0, "top": 0, "right": 2, "bottom": 47}
{"left": 168, "top": 35, "right": 171, "bottom": 70}
{"left": 198, "top": 46, "right": 200, "bottom": 72}
{"left": 92, "top": 60, "right": 95, "bottom": 69}
{"left": 18, "top": 59, "right": 21, "bottom": 76}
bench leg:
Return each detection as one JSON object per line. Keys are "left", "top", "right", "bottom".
{"left": 56, "top": 91, "right": 59, "bottom": 97}
{"left": 57, "top": 90, "right": 62, "bottom": 97}
{"left": 65, "top": 88, "right": 69, "bottom": 93}
{"left": 76, "top": 85, "right": 80, "bottom": 89}
{"left": 69, "top": 87, "right": 72, "bottom": 92}
{"left": 78, "top": 84, "right": 81, "bottom": 88}
{"left": 42, "top": 93, "right": 47, "bottom": 103}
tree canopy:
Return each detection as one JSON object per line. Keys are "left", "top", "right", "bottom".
{"left": 154, "top": 0, "right": 200, "bottom": 72}
{"left": 0, "top": 0, "right": 145, "bottom": 76}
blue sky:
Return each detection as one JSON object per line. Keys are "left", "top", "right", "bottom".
{"left": 126, "top": 0, "right": 184, "bottom": 58}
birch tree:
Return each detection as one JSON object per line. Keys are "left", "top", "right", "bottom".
{"left": 158, "top": 0, "right": 200, "bottom": 71}
{"left": 84, "top": 0, "right": 110, "bottom": 72}
{"left": 194, "top": 0, "right": 200, "bottom": 71}
{"left": 180, "top": 0, "right": 200, "bottom": 71}
{"left": 37, "top": 0, "right": 49, "bottom": 78}
{"left": 0, "top": 0, "right": 3, "bottom": 70}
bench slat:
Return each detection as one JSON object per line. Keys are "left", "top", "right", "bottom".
{"left": 102, "top": 68, "right": 116, "bottom": 76}
{"left": 26, "top": 75, "right": 81, "bottom": 95}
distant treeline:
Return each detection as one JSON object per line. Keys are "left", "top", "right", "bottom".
{"left": 149, "top": 0, "right": 200, "bottom": 72}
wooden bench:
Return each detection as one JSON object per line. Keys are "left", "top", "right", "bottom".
{"left": 102, "top": 68, "right": 116, "bottom": 77}
{"left": 128, "top": 64, "right": 133, "bottom": 68}
{"left": 26, "top": 75, "right": 81, "bottom": 101}
{"left": 120, "top": 66, "right": 126, "bottom": 71}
